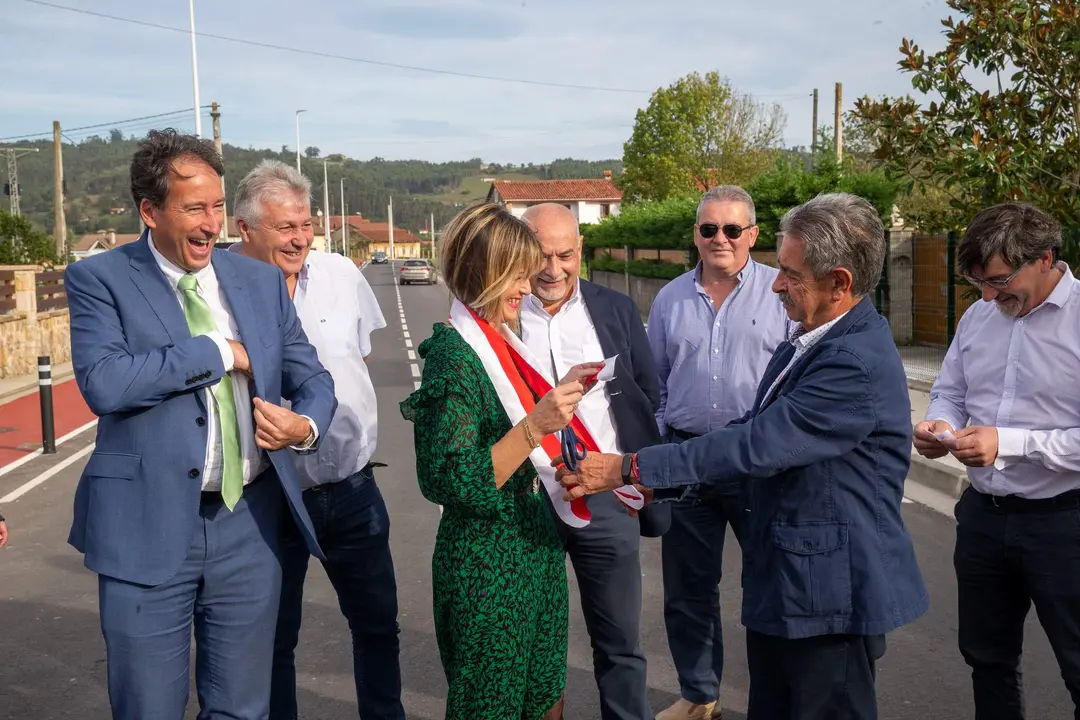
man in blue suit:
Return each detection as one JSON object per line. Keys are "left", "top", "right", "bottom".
{"left": 558, "top": 193, "right": 929, "bottom": 720}
{"left": 66, "top": 129, "right": 336, "bottom": 720}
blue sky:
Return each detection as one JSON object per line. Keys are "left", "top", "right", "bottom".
{"left": 1, "top": 0, "right": 955, "bottom": 163}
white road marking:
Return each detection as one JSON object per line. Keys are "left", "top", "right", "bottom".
{"left": 1, "top": 443, "right": 96, "bottom": 503}
{"left": 0, "top": 418, "right": 99, "bottom": 479}
{"left": 408, "top": 350, "right": 416, "bottom": 361}
{"left": 414, "top": 381, "right": 422, "bottom": 390}
{"left": 410, "top": 364, "right": 420, "bottom": 378}
{"left": 401, "top": 325, "right": 408, "bottom": 332}
{"left": 405, "top": 339, "right": 413, "bottom": 348}
{"left": 403, "top": 331, "right": 410, "bottom": 339}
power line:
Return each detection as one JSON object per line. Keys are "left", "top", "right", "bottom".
{"left": 0, "top": 107, "right": 210, "bottom": 142}
{"left": 17, "top": 0, "right": 805, "bottom": 99}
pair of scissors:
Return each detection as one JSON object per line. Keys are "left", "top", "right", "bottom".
{"left": 560, "top": 425, "right": 587, "bottom": 472}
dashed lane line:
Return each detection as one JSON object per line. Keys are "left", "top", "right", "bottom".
{"left": 0, "top": 418, "right": 99, "bottom": 480}
{"left": 1, "top": 443, "right": 96, "bottom": 504}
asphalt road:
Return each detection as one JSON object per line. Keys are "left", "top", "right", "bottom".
{"left": 0, "top": 261, "right": 1072, "bottom": 719}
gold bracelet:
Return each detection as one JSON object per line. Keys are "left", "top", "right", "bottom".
{"left": 522, "top": 416, "right": 540, "bottom": 449}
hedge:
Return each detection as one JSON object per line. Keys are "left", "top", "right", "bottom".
{"left": 590, "top": 254, "right": 687, "bottom": 280}
{"left": 582, "top": 195, "right": 699, "bottom": 251}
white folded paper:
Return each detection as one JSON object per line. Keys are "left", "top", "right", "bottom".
{"left": 935, "top": 430, "right": 959, "bottom": 450}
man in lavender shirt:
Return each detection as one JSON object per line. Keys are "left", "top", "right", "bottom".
{"left": 646, "top": 186, "right": 789, "bottom": 720}
{"left": 916, "top": 203, "right": 1080, "bottom": 720}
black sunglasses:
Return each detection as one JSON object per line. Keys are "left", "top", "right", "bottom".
{"left": 699, "top": 223, "right": 755, "bottom": 240}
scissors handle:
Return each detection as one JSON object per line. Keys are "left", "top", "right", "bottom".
{"left": 561, "top": 426, "right": 587, "bottom": 471}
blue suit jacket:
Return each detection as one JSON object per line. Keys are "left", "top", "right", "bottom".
{"left": 638, "top": 297, "right": 929, "bottom": 638}
{"left": 66, "top": 233, "right": 336, "bottom": 586}
{"left": 579, "top": 280, "right": 670, "bottom": 537}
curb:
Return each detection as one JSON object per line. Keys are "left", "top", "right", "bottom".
{"left": 0, "top": 369, "right": 76, "bottom": 406}
{"left": 908, "top": 452, "right": 969, "bottom": 498}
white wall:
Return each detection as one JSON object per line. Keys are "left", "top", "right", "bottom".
{"left": 507, "top": 200, "right": 620, "bottom": 223}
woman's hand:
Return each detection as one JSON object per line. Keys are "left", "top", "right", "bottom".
{"left": 559, "top": 362, "right": 605, "bottom": 393}
{"left": 529, "top": 381, "right": 585, "bottom": 435}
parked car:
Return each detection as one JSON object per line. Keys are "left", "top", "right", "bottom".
{"left": 399, "top": 259, "right": 436, "bottom": 285}
{"left": 371, "top": 251, "right": 388, "bottom": 264}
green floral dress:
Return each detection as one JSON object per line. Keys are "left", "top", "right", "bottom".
{"left": 400, "top": 323, "right": 568, "bottom": 720}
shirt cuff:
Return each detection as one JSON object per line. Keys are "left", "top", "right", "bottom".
{"left": 995, "top": 427, "right": 1027, "bottom": 470}
{"left": 289, "top": 416, "right": 319, "bottom": 452}
{"left": 207, "top": 331, "right": 234, "bottom": 372}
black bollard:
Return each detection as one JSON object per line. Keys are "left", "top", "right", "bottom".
{"left": 38, "top": 355, "right": 56, "bottom": 454}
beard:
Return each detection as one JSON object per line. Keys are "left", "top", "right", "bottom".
{"left": 993, "top": 294, "right": 1023, "bottom": 318}
{"left": 534, "top": 273, "right": 569, "bottom": 302}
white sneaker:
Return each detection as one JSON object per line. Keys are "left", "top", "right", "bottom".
{"left": 655, "top": 698, "right": 722, "bottom": 720}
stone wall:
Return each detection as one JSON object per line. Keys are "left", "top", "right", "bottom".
{"left": 0, "top": 267, "right": 71, "bottom": 379}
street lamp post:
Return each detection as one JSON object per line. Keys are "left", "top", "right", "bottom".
{"left": 295, "top": 109, "right": 306, "bottom": 174}
{"left": 189, "top": 0, "right": 202, "bottom": 137}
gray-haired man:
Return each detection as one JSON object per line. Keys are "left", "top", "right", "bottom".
{"left": 231, "top": 160, "right": 404, "bottom": 720}
{"left": 646, "top": 186, "right": 789, "bottom": 720}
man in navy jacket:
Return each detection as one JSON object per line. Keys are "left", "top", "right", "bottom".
{"left": 558, "top": 193, "right": 928, "bottom": 720}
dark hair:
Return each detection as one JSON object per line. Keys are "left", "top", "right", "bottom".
{"left": 958, "top": 202, "right": 1061, "bottom": 276}
{"left": 130, "top": 128, "right": 224, "bottom": 209}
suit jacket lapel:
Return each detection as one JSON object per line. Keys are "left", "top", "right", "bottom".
{"left": 754, "top": 341, "right": 796, "bottom": 414}
{"left": 580, "top": 283, "right": 618, "bottom": 357}
{"left": 213, "top": 252, "right": 267, "bottom": 400}
{"left": 128, "top": 232, "right": 189, "bottom": 344}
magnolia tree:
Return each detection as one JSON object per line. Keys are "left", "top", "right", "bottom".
{"left": 853, "top": 0, "right": 1080, "bottom": 225}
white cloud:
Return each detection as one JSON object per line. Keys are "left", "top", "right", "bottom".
{"left": 1, "top": 0, "right": 955, "bottom": 161}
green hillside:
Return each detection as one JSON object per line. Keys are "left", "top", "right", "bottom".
{"left": 1, "top": 133, "right": 622, "bottom": 238}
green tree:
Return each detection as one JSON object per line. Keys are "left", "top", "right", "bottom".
{"left": 620, "top": 71, "right": 786, "bottom": 203}
{"left": 0, "top": 210, "right": 60, "bottom": 265}
{"left": 852, "top": 0, "right": 1080, "bottom": 224}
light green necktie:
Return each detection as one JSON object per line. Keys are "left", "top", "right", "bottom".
{"left": 178, "top": 273, "right": 243, "bottom": 510}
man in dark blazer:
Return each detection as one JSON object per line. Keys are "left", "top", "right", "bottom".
{"left": 520, "top": 203, "right": 668, "bottom": 720}
{"left": 66, "top": 130, "right": 336, "bottom": 719}
{"left": 558, "top": 193, "right": 929, "bottom": 720}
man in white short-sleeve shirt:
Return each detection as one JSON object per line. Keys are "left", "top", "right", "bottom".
{"left": 231, "top": 159, "right": 404, "bottom": 720}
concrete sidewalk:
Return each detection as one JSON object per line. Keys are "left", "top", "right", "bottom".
{"left": 0, "top": 362, "right": 75, "bottom": 405}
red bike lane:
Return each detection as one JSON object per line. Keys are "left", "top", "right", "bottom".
{"left": 0, "top": 378, "right": 97, "bottom": 469}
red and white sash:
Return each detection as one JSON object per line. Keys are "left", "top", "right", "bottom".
{"left": 448, "top": 299, "right": 644, "bottom": 527}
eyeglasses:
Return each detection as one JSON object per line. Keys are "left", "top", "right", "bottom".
{"left": 698, "top": 223, "right": 755, "bottom": 241}
{"left": 963, "top": 263, "right": 1027, "bottom": 290}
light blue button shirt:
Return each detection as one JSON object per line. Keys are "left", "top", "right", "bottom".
{"left": 926, "top": 264, "right": 1080, "bottom": 499}
{"left": 647, "top": 259, "right": 790, "bottom": 438}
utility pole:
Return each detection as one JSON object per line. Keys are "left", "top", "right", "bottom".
{"left": 834, "top": 82, "right": 843, "bottom": 162}
{"left": 322, "top": 160, "right": 331, "bottom": 253}
{"left": 189, "top": 0, "right": 202, "bottom": 137}
{"left": 811, "top": 88, "right": 819, "bottom": 153}
{"left": 388, "top": 196, "right": 395, "bottom": 260}
{"left": 430, "top": 211, "right": 435, "bottom": 260}
{"left": 211, "top": 102, "right": 227, "bottom": 243}
{"left": 53, "top": 122, "right": 67, "bottom": 258}
{"left": 4, "top": 147, "right": 39, "bottom": 216}
{"left": 340, "top": 178, "right": 347, "bottom": 255}
{"left": 295, "top": 110, "right": 306, "bottom": 174}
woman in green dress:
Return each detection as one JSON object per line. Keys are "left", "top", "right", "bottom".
{"left": 401, "top": 202, "right": 591, "bottom": 720}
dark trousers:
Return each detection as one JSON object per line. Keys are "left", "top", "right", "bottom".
{"left": 660, "top": 427, "right": 747, "bottom": 704}
{"left": 954, "top": 486, "right": 1080, "bottom": 720}
{"left": 99, "top": 473, "right": 283, "bottom": 720}
{"left": 551, "top": 489, "right": 652, "bottom": 720}
{"left": 746, "top": 630, "right": 885, "bottom": 720}
{"left": 270, "top": 466, "right": 405, "bottom": 720}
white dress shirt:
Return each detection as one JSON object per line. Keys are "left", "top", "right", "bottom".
{"left": 287, "top": 250, "right": 386, "bottom": 488}
{"left": 520, "top": 283, "right": 623, "bottom": 455}
{"left": 149, "top": 233, "right": 267, "bottom": 490}
{"left": 926, "top": 263, "right": 1080, "bottom": 499}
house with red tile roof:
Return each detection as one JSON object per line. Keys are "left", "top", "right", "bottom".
{"left": 72, "top": 230, "right": 143, "bottom": 260}
{"left": 485, "top": 171, "right": 622, "bottom": 224}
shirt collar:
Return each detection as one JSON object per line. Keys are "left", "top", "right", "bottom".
{"left": 693, "top": 257, "right": 755, "bottom": 294}
{"left": 1037, "top": 262, "right": 1075, "bottom": 310}
{"left": 790, "top": 310, "right": 849, "bottom": 350}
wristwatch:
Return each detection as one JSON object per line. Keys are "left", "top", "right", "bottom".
{"left": 620, "top": 454, "right": 635, "bottom": 486}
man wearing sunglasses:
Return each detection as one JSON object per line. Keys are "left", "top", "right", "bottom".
{"left": 915, "top": 203, "right": 1080, "bottom": 720}
{"left": 645, "top": 186, "right": 789, "bottom": 720}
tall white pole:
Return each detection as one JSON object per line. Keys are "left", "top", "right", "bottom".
{"left": 323, "top": 160, "right": 331, "bottom": 253}
{"left": 340, "top": 178, "right": 347, "bottom": 255}
{"left": 430, "top": 211, "right": 435, "bottom": 259}
{"left": 388, "top": 197, "right": 395, "bottom": 260}
{"left": 189, "top": 0, "right": 202, "bottom": 137}
{"left": 294, "top": 110, "right": 306, "bottom": 174}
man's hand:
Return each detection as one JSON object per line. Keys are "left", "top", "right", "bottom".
{"left": 952, "top": 426, "right": 999, "bottom": 467}
{"left": 228, "top": 340, "right": 252, "bottom": 377}
{"left": 913, "top": 420, "right": 955, "bottom": 459}
{"left": 619, "top": 484, "right": 654, "bottom": 517}
{"left": 253, "top": 397, "right": 312, "bottom": 450}
{"left": 554, "top": 452, "right": 624, "bottom": 501}
{"left": 0, "top": 520, "right": 9, "bottom": 548}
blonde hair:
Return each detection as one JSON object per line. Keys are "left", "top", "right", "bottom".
{"left": 439, "top": 202, "right": 542, "bottom": 327}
